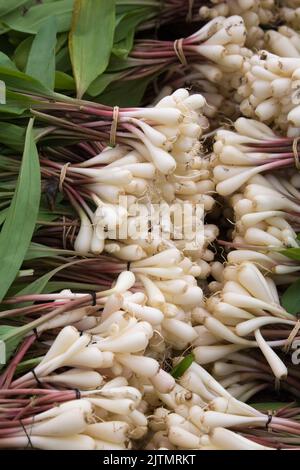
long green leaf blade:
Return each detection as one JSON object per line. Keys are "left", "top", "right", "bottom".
{"left": 26, "top": 16, "right": 57, "bottom": 90}
{"left": 282, "top": 279, "right": 300, "bottom": 315}
{"left": 0, "top": 0, "right": 29, "bottom": 17}
{"left": 2, "top": 0, "right": 74, "bottom": 34}
{"left": 0, "top": 119, "right": 41, "bottom": 301}
{"left": 281, "top": 248, "right": 300, "bottom": 261}
{"left": 69, "top": 0, "right": 116, "bottom": 98}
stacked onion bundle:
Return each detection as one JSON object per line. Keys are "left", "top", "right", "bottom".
{"left": 237, "top": 50, "right": 300, "bottom": 134}
{"left": 211, "top": 350, "right": 300, "bottom": 401}
{"left": 105, "top": 16, "right": 250, "bottom": 85}
{"left": 199, "top": 0, "right": 275, "bottom": 49}
{"left": 148, "top": 361, "right": 300, "bottom": 450}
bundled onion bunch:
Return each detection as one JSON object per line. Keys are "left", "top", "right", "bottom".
{"left": 151, "top": 65, "right": 240, "bottom": 126}
{"left": 213, "top": 117, "right": 300, "bottom": 197}
{"left": 211, "top": 350, "right": 300, "bottom": 401}
{"left": 148, "top": 361, "right": 300, "bottom": 449}
{"left": 237, "top": 50, "right": 300, "bottom": 134}
{"left": 199, "top": 0, "right": 275, "bottom": 49}
{"left": 103, "top": 15, "right": 250, "bottom": 89}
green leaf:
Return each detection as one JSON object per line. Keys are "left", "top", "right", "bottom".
{"left": 25, "top": 242, "right": 76, "bottom": 261}
{"left": 16, "top": 356, "right": 43, "bottom": 375}
{"left": 0, "top": 90, "right": 34, "bottom": 117}
{"left": 42, "top": 281, "right": 102, "bottom": 293}
{"left": 0, "top": 122, "right": 26, "bottom": 151}
{"left": 0, "top": 51, "right": 18, "bottom": 70}
{"left": 281, "top": 248, "right": 300, "bottom": 261}
{"left": 26, "top": 16, "right": 57, "bottom": 90}
{"left": 69, "top": 0, "right": 116, "bottom": 98}
{"left": 0, "top": 0, "right": 29, "bottom": 17}
{"left": 2, "top": 0, "right": 74, "bottom": 35}
{"left": 0, "top": 65, "right": 54, "bottom": 96}
{"left": 87, "top": 72, "right": 120, "bottom": 97}
{"left": 56, "top": 45, "right": 72, "bottom": 72}
{"left": 97, "top": 75, "right": 153, "bottom": 107}
{"left": 250, "top": 402, "right": 293, "bottom": 412}
{"left": 13, "top": 36, "right": 34, "bottom": 71}
{"left": 282, "top": 279, "right": 300, "bottom": 315}
{"left": 55, "top": 70, "right": 75, "bottom": 91}
{"left": 15, "top": 258, "right": 94, "bottom": 300}
{"left": 112, "top": 33, "right": 134, "bottom": 60}
{"left": 171, "top": 354, "right": 194, "bottom": 379}
{"left": 0, "top": 119, "right": 40, "bottom": 301}
{"left": 113, "top": 7, "right": 154, "bottom": 58}
{"left": 0, "top": 325, "right": 24, "bottom": 365}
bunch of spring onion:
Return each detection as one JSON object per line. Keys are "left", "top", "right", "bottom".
{"left": 216, "top": 168, "right": 300, "bottom": 268}
{"left": 0, "top": 383, "right": 146, "bottom": 450}
{"left": 211, "top": 350, "right": 300, "bottom": 401}
{"left": 213, "top": 117, "right": 300, "bottom": 196}
{"left": 237, "top": 50, "right": 300, "bottom": 134}
{"left": 227, "top": 173, "right": 299, "bottom": 251}
{"left": 138, "top": 0, "right": 203, "bottom": 30}
{"left": 98, "top": 16, "right": 249, "bottom": 88}
{"left": 199, "top": 0, "right": 275, "bottom": 49}
{"left": 1, "top": 248, "right": 208, "bottom": 351}
{"left": 0, "top": 263, "right": 209, "bottom": 396}
{"left": 202, "top": 259, "right": 300, "bottom": 379}
{"left": 27, "top": 89, "right": 219, "bottom": 265}
{"left": 148, "top": 361, "right": 300, "bottom": 449}
{"left": 151, "top": 65, "right": 240, "bottom": 124}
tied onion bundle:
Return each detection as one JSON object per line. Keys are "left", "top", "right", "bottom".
{"left": 2, "top": 0, "right": 300, "bottom": 453}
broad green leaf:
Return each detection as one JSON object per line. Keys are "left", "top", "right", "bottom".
{"left": 0, "top": 325, "right": 24, "bottom": 365}
{"left": 113, "top": 7, "right": 154, "bottom": 57}
{"left": 0, "top": 122, "right": 26, "bottom": 151}
{"left": 0, "top": 66, "right": 53, "bottom": 96}
{"left": 0, "top": 52, "right": 18, "bottom": 70}
{"left": 56, "top": 45, "right": 72, "bottom": 72}
{"left": 107, "top": 55, "right": 134, "bottom": 73}
{"left": 88, "top": 72, "right": 120, "bottom": 97}
{"left": 282, "top": 279, "right": 300, "bottom": 315}
{"left": 98, "top": 75, "right": 153, "bottom": 107}
{"left": 13, "top": 36, "right": 34, "bottom": 71}
{"left": 55, "top": 70, "right": 75, "bottom": 91}
{"left": 0, "top": 119, "right": 40, "bottom": 301}
{"left": 26, "top": 16, "right": 57, "bottom": 90}
{"left": 0, "top": 210, "right": 7, "bottom": 226}
{"left": 0, "top": 90, "right": 34, "bottom": 117}
{"left": 281, "top": 248, "right": 300, "bottom": 261}
{"left": 171, "top": 354, "right": 194, "bottom": 379}
{"left": 2, "top": 0, "right": 74, "bottom": 34}
{"left": 69, "top": 0, "right": 116, "bottom": 98}
{"left": 112, "top": 33, "right": 135, "bottom": 60}
{"left": 0, "top": 0, "right": 29, "bottom": 17}
{"left": 0, "top": 22, "right": 9, "bottom": 35}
